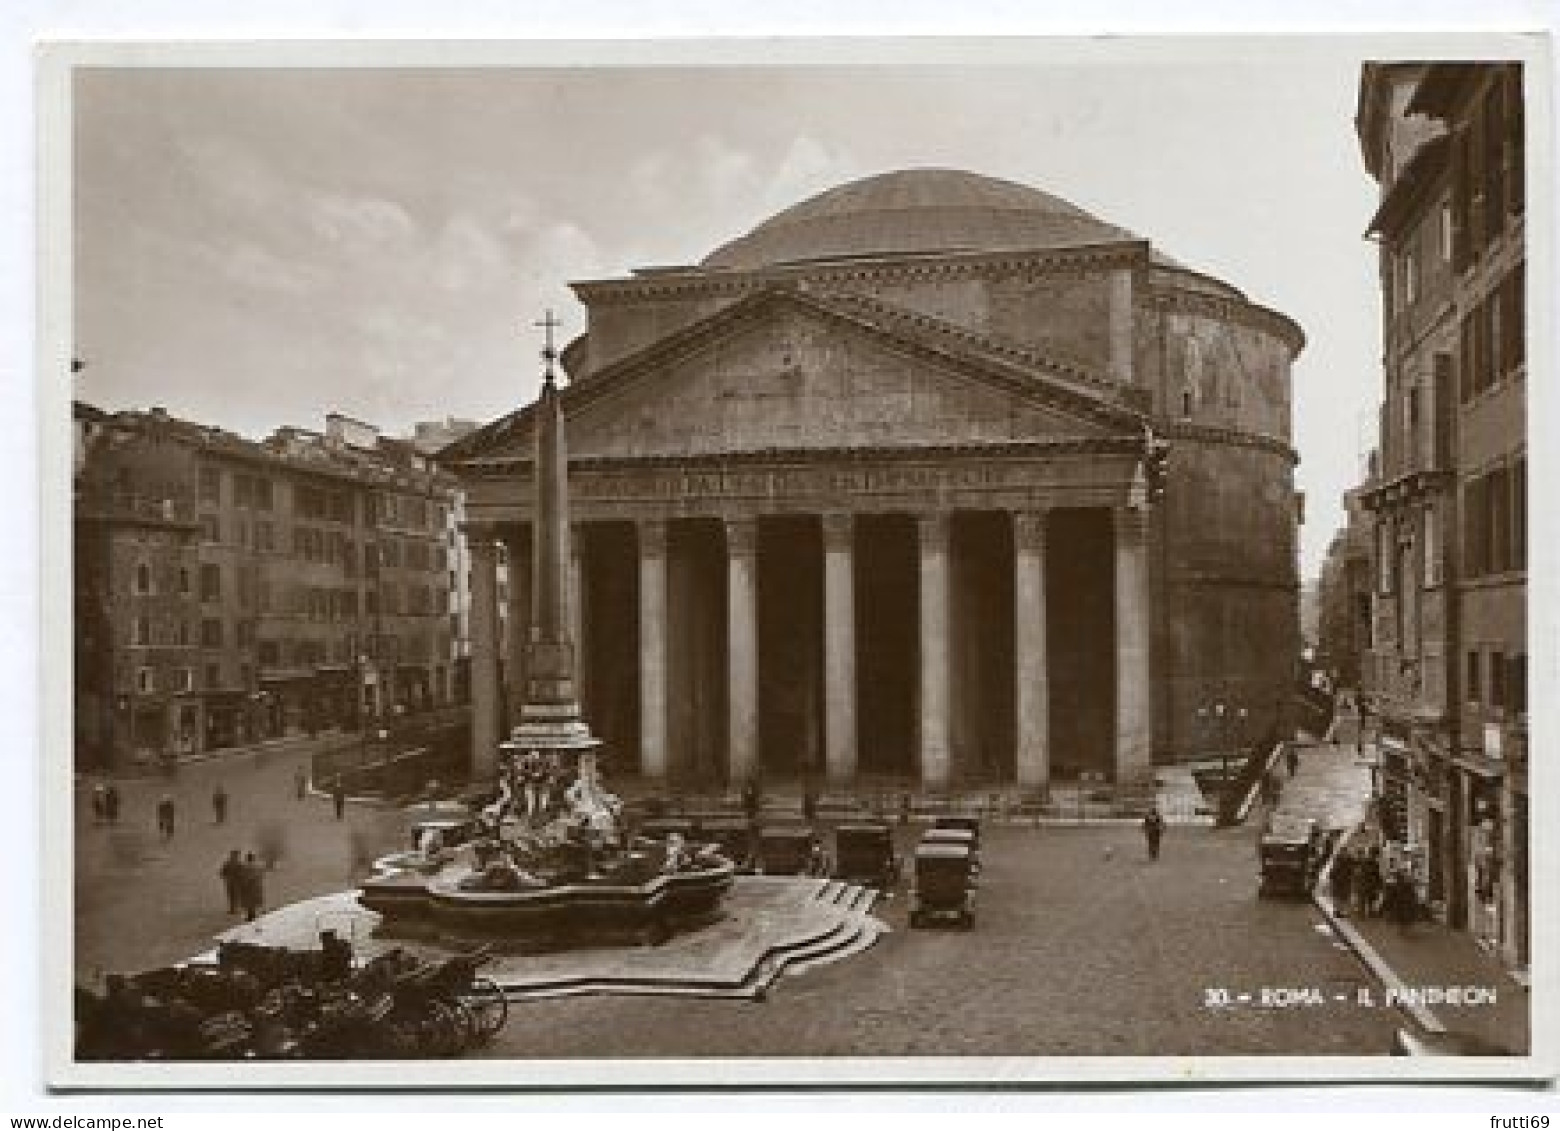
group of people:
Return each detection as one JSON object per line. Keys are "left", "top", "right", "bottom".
{"left": 1329, "top": 843, "right": 1420, "bottom": 926}
{"left": 218, "top": 849, "right": 268, "bottom": 921}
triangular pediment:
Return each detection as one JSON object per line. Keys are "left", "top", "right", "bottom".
{"left": 444, "top": 288, "right": 1143, "bottom": 466}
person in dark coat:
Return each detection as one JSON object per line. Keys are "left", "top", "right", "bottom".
{"left": 212, "top": 784, "right": 228, "bottom": 825}
{"left": 219, "top": 849, "right": 245, "bottom": 914}
{"left": 156, "top": 795, "right": 176, "bottom": 840}
{"left": 294, "top": 766, "right": 308, "bottom": 800}
{"left": 103, "top": 784, "right": 121, "bottom": 824}
{"left": 91, "top": 783, "right": 107, "bottom": 825}
{"left": 239, "top": 851, "right": 264, "bottom": 921}
{"left": 1285, "top": 745, "right": 1300, "bottom": 778}
{"left": 1330, "top": 849, "right": 1355, "bottom": 917}
{"left": 1355, "top": 846, "right": 1383, "bottom": 916}
{"left": 331, "top": 777, "right": 346, "bottom": 820}
{"left": 319, "top": 930, "right": 353, "bottom": 981}
{"left": 1142, "top": 808, "right": 1165, "bottom": 860}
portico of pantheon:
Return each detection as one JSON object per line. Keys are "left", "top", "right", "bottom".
{"left": 440, "top": 168, "right": 1305, "bottom": 794}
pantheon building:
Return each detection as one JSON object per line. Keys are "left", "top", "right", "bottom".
{"left": 441, "top": 169, "right": 1304, "bottom": 794}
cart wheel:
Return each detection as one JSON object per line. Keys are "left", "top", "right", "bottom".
{"left": 460, "top": 977, "right": 509, "bottom": 1043}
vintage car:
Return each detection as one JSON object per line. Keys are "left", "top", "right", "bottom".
{"left": 832, "top": 822, "right": 900, "bottom": 889}
{"left": 1257, "top": 813, "right": 1323, "bottom": 897}
{"left": 757, "top": 824, "right": 826, "bottom": 876}
{"left": 909, "top": 842, "right": 975, "bottom": 929}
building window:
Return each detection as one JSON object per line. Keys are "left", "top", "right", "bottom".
{"left": 205, "top": 663, "right": 221, "bottom": 691}
{"left": 258, "top": 640, "right": 280, "bottom": 666}
{"left": 200, "top": 563, "right": 222, "bottom": 601}
{"left": 1489, "top": 650, "right": 1506, "bottom": 709}
{"left": 179, "top": 567, "right": 191, "bottom": 595}
{"left": 134, "top": 616, "right": 150, "bottom": 646}
{"left": 1467, "top": 651, "right": 1482, "bottom": 704}
{"left": 176, "top": 668, "right": 194, "bottom": 693}
{"left": 1376, "top": 521, "right": 1394, "bottom": 594}
{"left": 1512, "top": 455, "right": 1526, "bottom": 570}
{"left": 201, "top": 514, "right": 221, "bottom": 543}
{"left": 199, "top": 466, "right": 221, "bottom": 506}
{"left": 178, "top": 620, "right": 190, "bottom": 646}
{"left": 1439, "top": 201, "right": 1454, "bottom": 260}
{"left": 1510, "top": 653, "right": 1527, "bottom": 715}
{"left": 137, "top": 667, "right": 154, "bottom": 694}
{"left": 201, "top": 618, "right": 223, "bottom": 648}
{"left": 134, "top": 563, "right": 152, "bottom": 595}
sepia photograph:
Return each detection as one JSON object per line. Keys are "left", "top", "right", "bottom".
{"left": 38, "top": 31, "right": 1548, "bottom": 1090}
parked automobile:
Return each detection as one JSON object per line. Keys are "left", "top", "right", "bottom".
{"left": 833, "top": 822, "right": 900, "bottom": 889}
{"left": 909, "top": 843, "right": 975, "bottom": 929}
{"left": 1257, "top": 813, "right": 1322, "bottom": 897}
{"left": 757, "top": 825, "right": 826, "bottom": 876}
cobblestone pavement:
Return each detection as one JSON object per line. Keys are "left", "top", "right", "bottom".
{"left": 73, "top": 740, "right": 411, "bottom": 984}
{"left": 478, "top": 820, "right": 1401, "bottom": 1058}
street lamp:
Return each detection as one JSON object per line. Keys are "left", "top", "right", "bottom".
{"left": 1197, "top": 698, "right": 1248, "bottom": 824}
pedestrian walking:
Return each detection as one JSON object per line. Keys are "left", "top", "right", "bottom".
{"left": 1141, "top": 808, "right": 1165, "bottom": 861}
{"left": 1285, "top": 745, "right": 1299, "bottom": 778}
{"left": 90, "top": 782, "right": 107, "bottom": 825}
{"left": 1355, "top": 846, "right": 1382, "bottom": 916}
{"left": 239, "top": 851, "right": 264, "bottom": 921}
{"left": 103, "top": 783, "right": 121, "bottom": 824}
{"left": 212, "top": 783, "right": 228, "bottom": 825}
{"left": 331, "top": 777, "right": 346, "bottom": 820}
{"left": 1330, "top": 848, "right": 1355, "bottom": 917}
{"left": 156, "top": 794, "right": 176, "bottom": 840}
{"left": 219, "top": 849, "right": 245, "bottom": 915}
{"left": 294, "top": 766, "right": 308, "bottom": 801}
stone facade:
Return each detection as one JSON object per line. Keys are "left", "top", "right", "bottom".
{"left": 1356, "top": 63, "right": 1527, "bottom": 970}
{"left": 74, "top": 407, "right": 466, "bottom": 771}
{"left": 444, "top": 169, "right": 1303, "bottom": 793}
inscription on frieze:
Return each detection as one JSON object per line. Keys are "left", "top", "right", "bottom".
{"left": 577, "top": 462, "right": 1023, "bottom": 502}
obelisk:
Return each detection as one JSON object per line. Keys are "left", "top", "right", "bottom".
{"left": 502, "top": 311, "right": 600, "bottom": 759}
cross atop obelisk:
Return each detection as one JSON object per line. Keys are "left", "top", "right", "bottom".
{"left": 536, "top": 309, "right": 561, "bottom": 386}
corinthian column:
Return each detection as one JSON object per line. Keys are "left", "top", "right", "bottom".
{"left": 1013, "top": 510, "right": 1050, "bottom": 792}
{"left": 638, "top": 519, "right": 669, "bottom": 781}
{"left": 917, "top": 512, "right": 952, "bottom": 791}
{"left": 821, "top": 512, "right": 857, "bottom": 786}
{"left": 1114, "top": 505, "right": 1152, "bottom": 781}
{"left": 468, "top": 533, "right": 501, "bottom": 779}
{"left": 725, "top": 517, "right": 760, "bottom": 787}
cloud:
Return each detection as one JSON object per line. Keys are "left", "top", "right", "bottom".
{"left": 431, "top": 214, "right": 506, "bottom": 292}
{"left": 217, "top": 240, "right": 329, "bottom": 295}
{"left": 306, "top": 193, "right": 417, "bottom": 247}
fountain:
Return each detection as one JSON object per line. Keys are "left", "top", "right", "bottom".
{"left": 359, "top": 314, "right": 733, "bottom": 948}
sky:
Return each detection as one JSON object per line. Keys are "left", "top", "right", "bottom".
{"left": 72, "top": 50, "right": 1391, "bottom": 578}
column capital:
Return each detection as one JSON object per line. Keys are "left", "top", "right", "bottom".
{"left": 724, "top": 516, "right": 759, "bottom": 558}
{"left": 1012, "top": 509, "right": 1050, "bottom": 552}
{"left": 638, "top": 518, "right": 668, "bottom": 557}
{"left": 820, "top": 512, "right": 854, "bottom": 552}
{"left": 916, "top": 511, "right": 951, "bottom": 554}
{"left": 1112, "top": 505, "right": 1149, "bottom": 542}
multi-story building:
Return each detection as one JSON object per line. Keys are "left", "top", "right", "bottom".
{"left": 74, "top": 406, "right": 466, "bottom": 771}
{"left": 1356, "top": 61, "right": 1526, "bottom": 969}
{"left": 1316, "top": 475, "right": 1377, "bottom": 694}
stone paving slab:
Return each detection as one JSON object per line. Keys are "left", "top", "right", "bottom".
{"left": 194, "top": 875, "right": 884, "bottom": 999}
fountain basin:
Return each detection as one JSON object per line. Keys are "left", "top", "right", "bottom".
{"left": 359, "top": 858, "right": 736, "bottom": 948}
